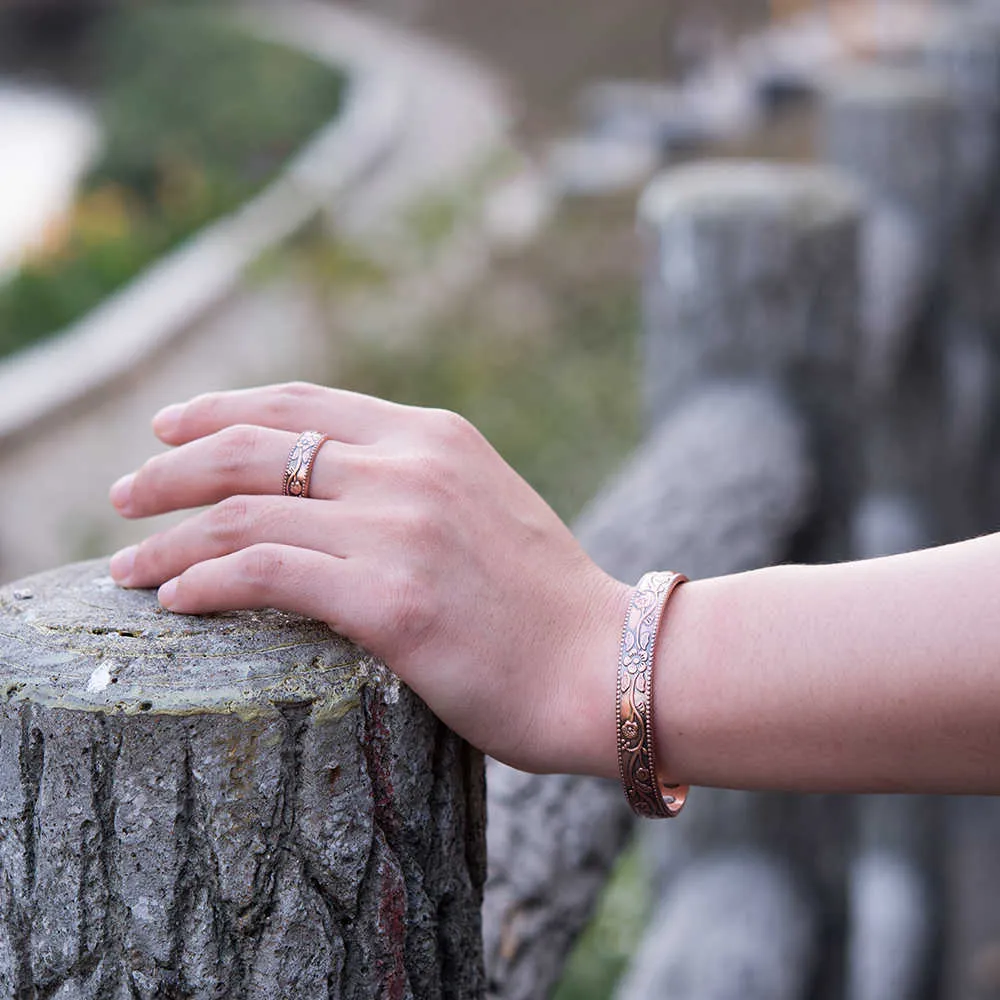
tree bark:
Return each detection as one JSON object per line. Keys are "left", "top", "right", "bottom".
{"left": 0, "top": 560, "right": 486, "bottom": 999}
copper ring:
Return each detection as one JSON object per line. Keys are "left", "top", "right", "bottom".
{"left": 616, "top": 571, "right": 689, "bottom": 819}
{"left": 282, "top": 431, "right": 329, "bottom": 499}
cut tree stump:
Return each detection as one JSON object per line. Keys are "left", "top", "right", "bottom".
{"left": 0, "top": 560, "right": 486, "bottom": 1000}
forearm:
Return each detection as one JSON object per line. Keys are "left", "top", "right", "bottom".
{"left": 649, "top": 534, "right": 1000, "bottom": 794}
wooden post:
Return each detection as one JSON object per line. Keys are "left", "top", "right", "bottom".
{"left": 639, "top": 159, "right": 862, "bottom": 557}
{"left": 629, "top": 159, "right": 866, "bottom": 1000}
{"left": 823, "top": 63, "right": 956, "bottom": 540}
{"left": 483, "top": 161, "right": 864, "bottom": 1000}
{"left": 820, "top": 35, "right": 1000, "bottom": 999}
{"left": 0, "top": 561, "right": 486, "bottom": 999}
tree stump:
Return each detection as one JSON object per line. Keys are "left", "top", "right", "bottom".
{"left": 0, "top": 561, "right": 486, "bottom": 1000}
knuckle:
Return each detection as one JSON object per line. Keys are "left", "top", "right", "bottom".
{"left": 426, "top": 408, "right": 473, "bottom": 446}
{"left": 398, "top": 501, "right": 441, "bottom": 547}
{"left": 213, "top": 424, "right": 260, "bottom": 475}
{"left": 402, "top": 449, "right": 440, "bottom": 484}
{"left": 392, "top": 451, "right": 453, "bottom": 500}
{"left": 206, "top": 496, "right": 252, "bottom": 544}
{"left": 131, "top": 455, "right": 163, "bottom": 497}
{"left": 131, "top": 537, "right": 163, "bottom": 578}
{"left": 383, "top": 566, "right": 434, "bottom": 639}
{"left": 376, "top": 503, "right": 440, "bottom": 550}
{"left": 183, "top": 391, "right": 224, "bottom": 430}
{"left": 279, "top": 381, "right": 321, "bottom": 400}
{"left": 266, "top": 382, "right": 322, "bottom": 421}
{"left": 238, "top": 544, "right": 286, "bottom": 590}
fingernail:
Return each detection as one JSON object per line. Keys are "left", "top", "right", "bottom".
{"left": 152, "top": 403, "right": 183, "bottom": 437}
{"left": 158, "top": 578, "right": 179, "bottom": 609}
{"left": 110, "top": 473, "right": 135, "bottom": 511}
{"left": 109, "top": 545, "right": 137, "bottom": 585}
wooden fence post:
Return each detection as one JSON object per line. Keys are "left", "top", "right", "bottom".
{"left": 620, "top": 159, "right": 864, "bottom": 1000}
{"left": 821, "top": 17, "right": 1000, "bottom": 993}
{"left": 639, "top": 159, "right": 862, "bottom": 558}
{"left": 0, "top": 561, "right": 486, "bottom": 999}
{"left": 821, "top": 60, "right": 957, "bottom": 1000}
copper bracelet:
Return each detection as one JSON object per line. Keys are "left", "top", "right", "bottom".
{"left": 616, "top": 571, "right": 689, "bottom": 819}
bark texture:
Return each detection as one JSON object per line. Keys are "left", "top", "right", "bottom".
{"left": 0, "top": 561, "right": 486, "bottom": 1000}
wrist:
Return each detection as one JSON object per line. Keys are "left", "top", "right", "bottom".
{"left": 558, "top": 569, "right": 632, "bottom": 779}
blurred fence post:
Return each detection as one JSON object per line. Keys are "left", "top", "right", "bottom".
{"left": 482, "top": 160, "right": 862, "bottom": 1000}
{"left": 617, "top": 160, "right": 864, "bottom": 1000}
{"left": 0, "top": 561, "right": 486, "bottom": 999}
{"left": 824, "top": 64, "right": 956, "bottom": 547}
{"left": 484, "top": 376, "right": 816, "bottom": 1000}
{"left": 821, "top": 58, "right": 961, "bottom": 1000}
{"left": 822, "top": 14, "right": 1000, "bottom": 996}
{"left": 639, "top": 160, "right": 862, "bottom": 558}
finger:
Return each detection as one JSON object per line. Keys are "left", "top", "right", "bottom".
{"left": 152, "top": 382, "right": 403, "bottom": 447}
{"left": 111, "top": 495, "right": 349, "bottom": 588}
{"left": 110, "top": 424, "right": 363, "bottom": 518}
{"left": 157, "top": 544, "right": 355, "bottom": 628}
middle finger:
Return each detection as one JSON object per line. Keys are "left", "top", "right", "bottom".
{"left": 111, "top": 424, "right": 361, "bottom": 518}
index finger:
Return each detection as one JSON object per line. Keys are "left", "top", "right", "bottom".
{"left": 152, "top": 382, "right": 404, "bottom": 446}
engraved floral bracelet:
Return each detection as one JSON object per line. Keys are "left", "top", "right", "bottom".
{"left": 616, "top": 571, "right": 689, "bottom": 819}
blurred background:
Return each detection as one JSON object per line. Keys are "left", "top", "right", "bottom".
{"left": 0, "top": 0, "right": 787, "bottom": 582}
{"left": 2, "top": 1, "right": 999, "bottom": 998}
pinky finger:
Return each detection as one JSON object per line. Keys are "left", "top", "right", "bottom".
{"left": 158, "top": 543, "right": 350, "bottom": 628}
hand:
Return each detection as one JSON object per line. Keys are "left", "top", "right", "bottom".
{"left": 109, "top": 382, "right": 629, "bottom": 776}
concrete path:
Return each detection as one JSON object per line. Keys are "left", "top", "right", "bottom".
{"left": 252, "top": 0, "right": 512, "bottom": 240}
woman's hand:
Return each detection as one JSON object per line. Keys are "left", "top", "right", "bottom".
{"left": 109, "top": 381, "right": 628, "bottom": 777}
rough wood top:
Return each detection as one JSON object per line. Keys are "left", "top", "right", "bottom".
{"left": 638, "top": 160, "right": 862, "bottom": 229}
{"left": 0, "top": 559, "right": 386, "bottom": 720}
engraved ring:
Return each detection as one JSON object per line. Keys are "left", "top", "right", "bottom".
{"left": 282, "top": 431, "right": 329, "bottom": 499}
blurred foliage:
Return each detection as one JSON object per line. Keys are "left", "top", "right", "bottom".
{"left": 554, "top": 843, "right": 652, "bottom": 1000}
{"left": 256, "top": 225, "right": 391, "bottom": 296}
{"left": 400, "top": 150, "right": 518, "bottom": 252}
{"left": 0, "top": 7, "right": 343, "bottom": 360}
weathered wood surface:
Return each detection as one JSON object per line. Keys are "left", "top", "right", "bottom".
{"left": 0, "top": 561, "right": 486, "bottom": 1000}
{"left": 638, "top": 160, "right": 861, "bottom": 432}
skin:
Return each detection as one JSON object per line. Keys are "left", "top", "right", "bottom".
{"left": 110, "top": 381, "right": 1000, "bottom": 793}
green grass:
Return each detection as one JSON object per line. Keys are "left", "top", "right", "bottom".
{"left": 0, "top": 7, "right": 344, "bottom": 360}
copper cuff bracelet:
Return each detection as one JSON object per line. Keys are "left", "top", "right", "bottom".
{"left": 616, "top": 571, "right": 689, "bottom": 819}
